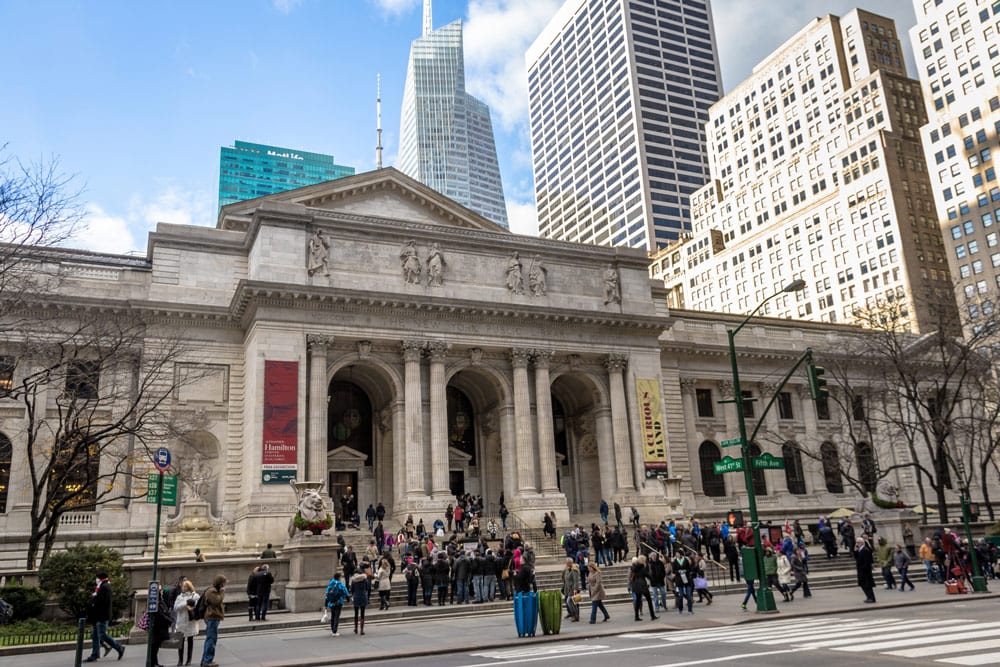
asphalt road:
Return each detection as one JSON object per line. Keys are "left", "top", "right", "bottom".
{"left": 363, "top": 597, "right": 1000, "bottom": 667}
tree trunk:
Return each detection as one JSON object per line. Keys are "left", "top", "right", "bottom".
{"left": 915, "top": 466, "right": 929, "bottom": 526}
{"left": 981, "top": 460, "right": 995, "bottom": 522}
{"left": 935, "top": 480, "right": 949, "bottom": 524}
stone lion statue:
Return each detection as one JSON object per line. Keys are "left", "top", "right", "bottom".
{"left": 287, "top": 482, "right": 331, "bottom": 538}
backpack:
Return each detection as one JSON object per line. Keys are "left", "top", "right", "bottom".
{"left": 191, "top": 588, "right": 210, "bottom": 621}
{"left": 325, "top": 581, "right": 346, "bottom": 607}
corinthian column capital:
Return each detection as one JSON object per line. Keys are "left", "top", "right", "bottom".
{"left": 427, "top": 340, "right": 449, "bottom": 361}
{"left": 603, "top": 353, "right": 628, "bottom": 373}
{"left": 510, "top": 347, "right": 532, "bottom": 368}
{"left": 401, "top": 339, "right": 425, "bottom": 362}
{"left": 307, "top": 334, "right": 335, "bottom": 351}
{"left": 532, "top": 349, "right": 554, "bottom": 368}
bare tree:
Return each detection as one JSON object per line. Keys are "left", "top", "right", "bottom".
{"left": 4, "top": 309, "right": 196, "bottom": 569}
{"left": 0, "top": 144, "right": 85, "bottom": 312}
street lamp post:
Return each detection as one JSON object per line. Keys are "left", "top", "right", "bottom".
{"left": 956, "top": 462, "right": 989, "bottom": 593}
{"left": 728, "top": 278, "right": 806, "bottom": 613}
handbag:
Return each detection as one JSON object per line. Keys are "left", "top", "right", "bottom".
{"left": 372, "top": 579, "right": 380, "bottom": 592}
{"left": 501, "top": 569, "right": 510, "bottom": 580}
{"left": 136, "top": 611, "right": 149, "bottom": 631}
{"left": 693, "top": 576, "right": 708, "bottom": 589}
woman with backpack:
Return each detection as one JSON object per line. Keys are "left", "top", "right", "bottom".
{"left": 324, "top": 573, "right": 349, "bottom": 636}
{"left": 172, "top": 580, "right": 200, "bottom": 665}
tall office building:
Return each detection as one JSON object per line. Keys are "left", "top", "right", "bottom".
{"left": 662, "top": 10, "right": 956, "bottom": 334}
{"left": 397, "top": 1, "right": 508, "bottom": 228}
{"left": 910, "top": 0, "right": 1000, "bottom": 331}
{"left": 218, "top": 141, "right": 354, "bottom": 209}
{"left": 527, "top": 0, "right": 723, "bottom": 251}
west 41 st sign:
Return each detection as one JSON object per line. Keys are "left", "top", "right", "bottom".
{"left": 713, "top": 453, "right": 785, "bottom": 474}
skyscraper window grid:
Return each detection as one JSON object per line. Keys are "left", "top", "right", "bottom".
{"left": 527, "top": 0, "right": 723, "bottom": 252}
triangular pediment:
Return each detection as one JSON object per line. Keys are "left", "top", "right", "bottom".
{"left": 218, "top": 167, "right": 509, "bottom": 233}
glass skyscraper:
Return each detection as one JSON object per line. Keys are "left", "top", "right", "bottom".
{"left": 527, "top": 0, "right": 723, "bottom": 250}
{"left": 397, "top": 4, "right": 508, "bottom": 228}
{"left": 218, "top": 141, "right": 355, "bottom": 209}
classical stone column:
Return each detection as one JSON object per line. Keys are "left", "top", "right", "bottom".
{"left": 427, "top": 341, "right": 450, "bottom": 499}
{"left": 604, "top": 353, "right": 635, "bottom": 492}
{"left": 511, "top": 348, "right": 537, "bottom": 493}
{"left": 532, "top": 350, "right": 559, "bottom": 494}
{"left": 499, "top": 405, "right": 518, "bottom": 504}
{"left": 391, "top": 401, "right": 405, "bottom": 512}
{"left": 401, "top": 339, "right": 425, "bottom": 496}
{"left": 307, "top": 335, "right": 332, "bottom": 485}
{"left": 797, "top": 384, "right": 824, "bottom": 496}
{"left": 678, "top": 377, "right": 703, "bottom": 495}
{"left": 593, "top": 406, "right": 617, "bottom": 500}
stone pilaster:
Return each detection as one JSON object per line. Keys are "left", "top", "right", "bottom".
{"left": 532, "top": 350, "right": 559, "bottom": 493}
{"left": 593, "top": 406, "right": 617, "bottom": 501}
{"left": 306, "top": 335, "right": 333, "bottom": 485}
{"left": 401, "top": 339, "right": 425, "bottom": 497}
{"left": 427, "top": 341, "right": 450, "bottom": 499}
{"left": 511, "top": 348, "right": 536, "bottom": 493}
{"left": 604, "top": 353, "right": 635, "bottom": 493}
{"left": 678, "top": 378, "right": 703, "bottom": 495}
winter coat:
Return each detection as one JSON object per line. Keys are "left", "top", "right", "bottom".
{"left": 324, "top": 578, "right": 349, "bottom": 608}
{"left": 375, "top": 565, "right": 391, "bottom": 592}
{"left": 432, "top": 557, "right": 450, "bottom": 587}
{"left": 856, "top": 545, "right": 876, "bottom": 589}
{"left": 791, "top": 553, "right": 807, "bottom": 583}
{"left": 250, "top": 569, "right": 274, "bottom": 602}
{"left": 648, "top": 558, "right": 667, "bottom": 587}
{"left": 894, "top": 549, "right": 911, "bottom": 570}
{"left": 629, "top": 563, "right": 650, "bottom": 593}
{"left": 203, "top": 582, "right": 225, "bottom": 621}
{"left": 172, "top": 591, "right": 200, "bottom": 638}
{"left": 876, "top": 542, "right": 895, "bottom": 568}
{"left": 763, "top": 553, "right": 778, "bottom": 577}
{"left": 349, "top": 573, "right": 371, "bottom": 607}
{"left": 671, "top": 556, "right": 694, "bottom": 588}
{"left": 87, "top": 580, "right": 115, "bottom": 623}
{"left": 588, "top": 569, "right": 606, "bottom": 601}
{"left": 562, "top": 564, "right": 580, "bottom": 596}
{"left": 777, "top": 553, "right": 793, "bottom": 587}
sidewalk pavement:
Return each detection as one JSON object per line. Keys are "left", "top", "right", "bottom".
{"left": 4, "top": 583, "right": 995, "bottom": 667}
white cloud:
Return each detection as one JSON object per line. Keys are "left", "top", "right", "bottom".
{"left": 464, "top": 0, "right": 562, "bottom": 131}
{"left": 370, "top": 0, "right": 420, "bottom": 17}
{"left": 74, "top": 187, "right": 214, "bottom": 255}
{"left": 506, "top": 199, "right": 538, "bottom": 237}
{"left": 272, "top": 0, "right": 304, "bottom": 15}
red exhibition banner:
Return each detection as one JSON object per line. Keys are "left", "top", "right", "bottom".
{"left": 262, "top": 361, "right": 299, "bottom": 477}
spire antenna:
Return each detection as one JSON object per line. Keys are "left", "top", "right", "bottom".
{"left": 376, "top": 74, "right": 383, "bottom": 170}
{"left": 422, "top": 0, "right": 432, "bottom": 36}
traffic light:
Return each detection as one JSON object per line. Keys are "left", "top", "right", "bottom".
{"left": 728, "top": 510, "right": 745, "bottom": 528}
{"left": 808, "top": 363, "right": 828, "bottom": 400}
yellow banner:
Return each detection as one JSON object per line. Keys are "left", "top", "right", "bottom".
{"left": 636, "top": 378, "right": 667, "bottom": 478}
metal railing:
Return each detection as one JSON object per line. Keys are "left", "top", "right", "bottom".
{"left": 0, "top": 621, "right": 130, "bottom": 647}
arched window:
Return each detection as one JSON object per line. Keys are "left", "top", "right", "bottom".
{"left": 782, "top": 441, "right": 807, "bottom": 495}
{"left": 0, "top": 433, "right": 10, "bottom": 513}
{"left": 749, "top": 442, "right": 767, "bottom": 496}
{"left": 821, "top": 441, "right": 844, "bottom": 494}
{"left": 855, "top": 441, "right": 876, "bottom": 492}
{"left": 698, "top": 441, "right": 726, "bottom": 497}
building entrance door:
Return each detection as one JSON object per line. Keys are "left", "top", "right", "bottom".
{"left": 449, "top": 470, "right": 465, "bottom": 497}
{"left": 328, "top": 471, "right": 358, "bottom": 522}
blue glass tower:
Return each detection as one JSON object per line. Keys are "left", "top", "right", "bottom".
{"left": 218, "top": 141, "right": 355, "bottom": 209}
{"left": 397, "top": 3, "right": 508, "bottom": 228}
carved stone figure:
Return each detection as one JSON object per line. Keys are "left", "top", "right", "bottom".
{"left": 287, "top": 481, "right": 330, "bottom": 538}
{"left": 426, "top": 243, "right": 445, "bottom": 286}
{"left": 603, "top": 264, "right": 621, "bottom": 304}
{"left": 400, "top": 240, "right": 422, "bottom": 284}
{"left": 528, "top": 255, "right": 547, "bottom": 296}
{"left": 505, "top": 251, "right": 524, "bottom": 294}
{"left": 307, "top": 229, "right": 330, "bottom": 276}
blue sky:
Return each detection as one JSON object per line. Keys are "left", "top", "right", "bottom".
{"left": 0, "top": 0, "right": 916, "bottom": 254}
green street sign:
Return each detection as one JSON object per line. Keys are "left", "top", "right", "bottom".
{"left": 146, "top": 475, "right": 178, "bottom": 506}
{"left": 713, "top": 456, "right": 744, "bottom": 474}
{"left": 720, "top": 437, "right": 742, "bottom": 448}
{"left": 752, "top": 453, "right": 785, "bottom": 470}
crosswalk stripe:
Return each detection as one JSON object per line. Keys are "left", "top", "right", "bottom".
{"left": 936, "top": 652, "right": 1000, "bottom": 666}
{"left": 652, "top": 618, "right": 850, "bottom": 642}
{"left": 888, "top": 639, "right": 1000, "bottom": 659}
{"left": 829, "top": 623, "right": 1000, "bottom": 652}
{"left": 470, "top": 644, "right": 609, "bottom": 659}
{"left": 750, "top": 619, "right": 948, "bottom": 646}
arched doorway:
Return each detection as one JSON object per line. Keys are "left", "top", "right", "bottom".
{"left": 447, "top": 366, "right": 508, "bottom": 512}
{"left": 551, "top": 370, "right": 610, "bottom": 515}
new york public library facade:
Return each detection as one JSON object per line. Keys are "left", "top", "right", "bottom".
{"left": 0, "top": 168, "right": 951, "bottom": 569}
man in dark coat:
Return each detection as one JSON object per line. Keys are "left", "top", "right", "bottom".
{"left": 251, "top": 564, "right": 275, "bottom": 621}
{"left": 855, "top": 538, "right": 877, "bottom": 603}
{"left": 613, "top": 502, "right": 624, "bottom": 529}
{"left": 84, "top": 570, "right": 124, "bottom": 662}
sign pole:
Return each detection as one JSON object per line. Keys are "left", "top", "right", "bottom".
{"left": 146, "top": 470, "right": 163, "bottom": 667}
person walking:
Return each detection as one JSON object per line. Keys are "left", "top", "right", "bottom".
{"left": 324, "top": 572, "right": 349, "bottom": 636}
{"left": 365, "top": 504, "right": 376, "bottom": 532}
{"left": 693, "top": 555, "right": 713, "bottom": 605}
{"left": 199, "top": 575, "right": 227, "bottom": 667}
{"left": 788, "top": 547, "right": 811, "bottom": 599}
{"left": 599, "top": 499, "right": 609, "bottom": 525}
{"left": 671, "top": 551, "right": 694, "bottom": 614}
{"left": 920, "top": 537, "right": 939, "bottom": 583}
{"left": 856, "top": 538, "right": 877, "bottom": 603}
{"left": 776, "top": 548, "right": 793, "bottom": 602}
{"left": 250, "top": 564, "right": 274, "bottom": 621}
{"left": 375, "top": 557, "right": 392, "bottom": 610}
{"left": 741, "top": 571, "right": 757, "bottom": 610}
{"left": 630, "top": 555, "right": 658, "bottom": 621}
{"left": 614, "top": 502, "right": 624, "bottom": 529}
{"left": 350, "top": 563, "right": 372, "bottom": 635}
{"left": 148, "top": 583, "right": 173, "bottom": 667}
{"left": 876, "top": 536, "right": 896, "bottom": 590}
{"left": 895, "top": 543, "right": 916, "bottom": 592}
{"left": 725, "top": 536, "right": 740, "bottom": 582}
{"left": 172, "top": 580, "right": 199, "bottom": 666}
{"left": 586, "top": 562, "right": 610, "bottom": 623}
{"left": 647, "top": 552, "right": 668, "bottom": 611}
{"left": 561, "top": 557, "right": 581, "bottom": 622}
{"left": 83, "top": 570, "right": 125, "bottom": 662}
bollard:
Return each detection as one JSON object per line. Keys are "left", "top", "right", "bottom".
{"left": 74, "top": 617, "right": 86, "bottom": 667}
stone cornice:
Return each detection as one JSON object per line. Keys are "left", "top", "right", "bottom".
{"left": 229, "top": 280, "right": 667, "bottom": 332}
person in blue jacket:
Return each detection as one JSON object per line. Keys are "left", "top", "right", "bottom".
{"left": 324, "top": 573, "right": 350, "bottom": 636}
